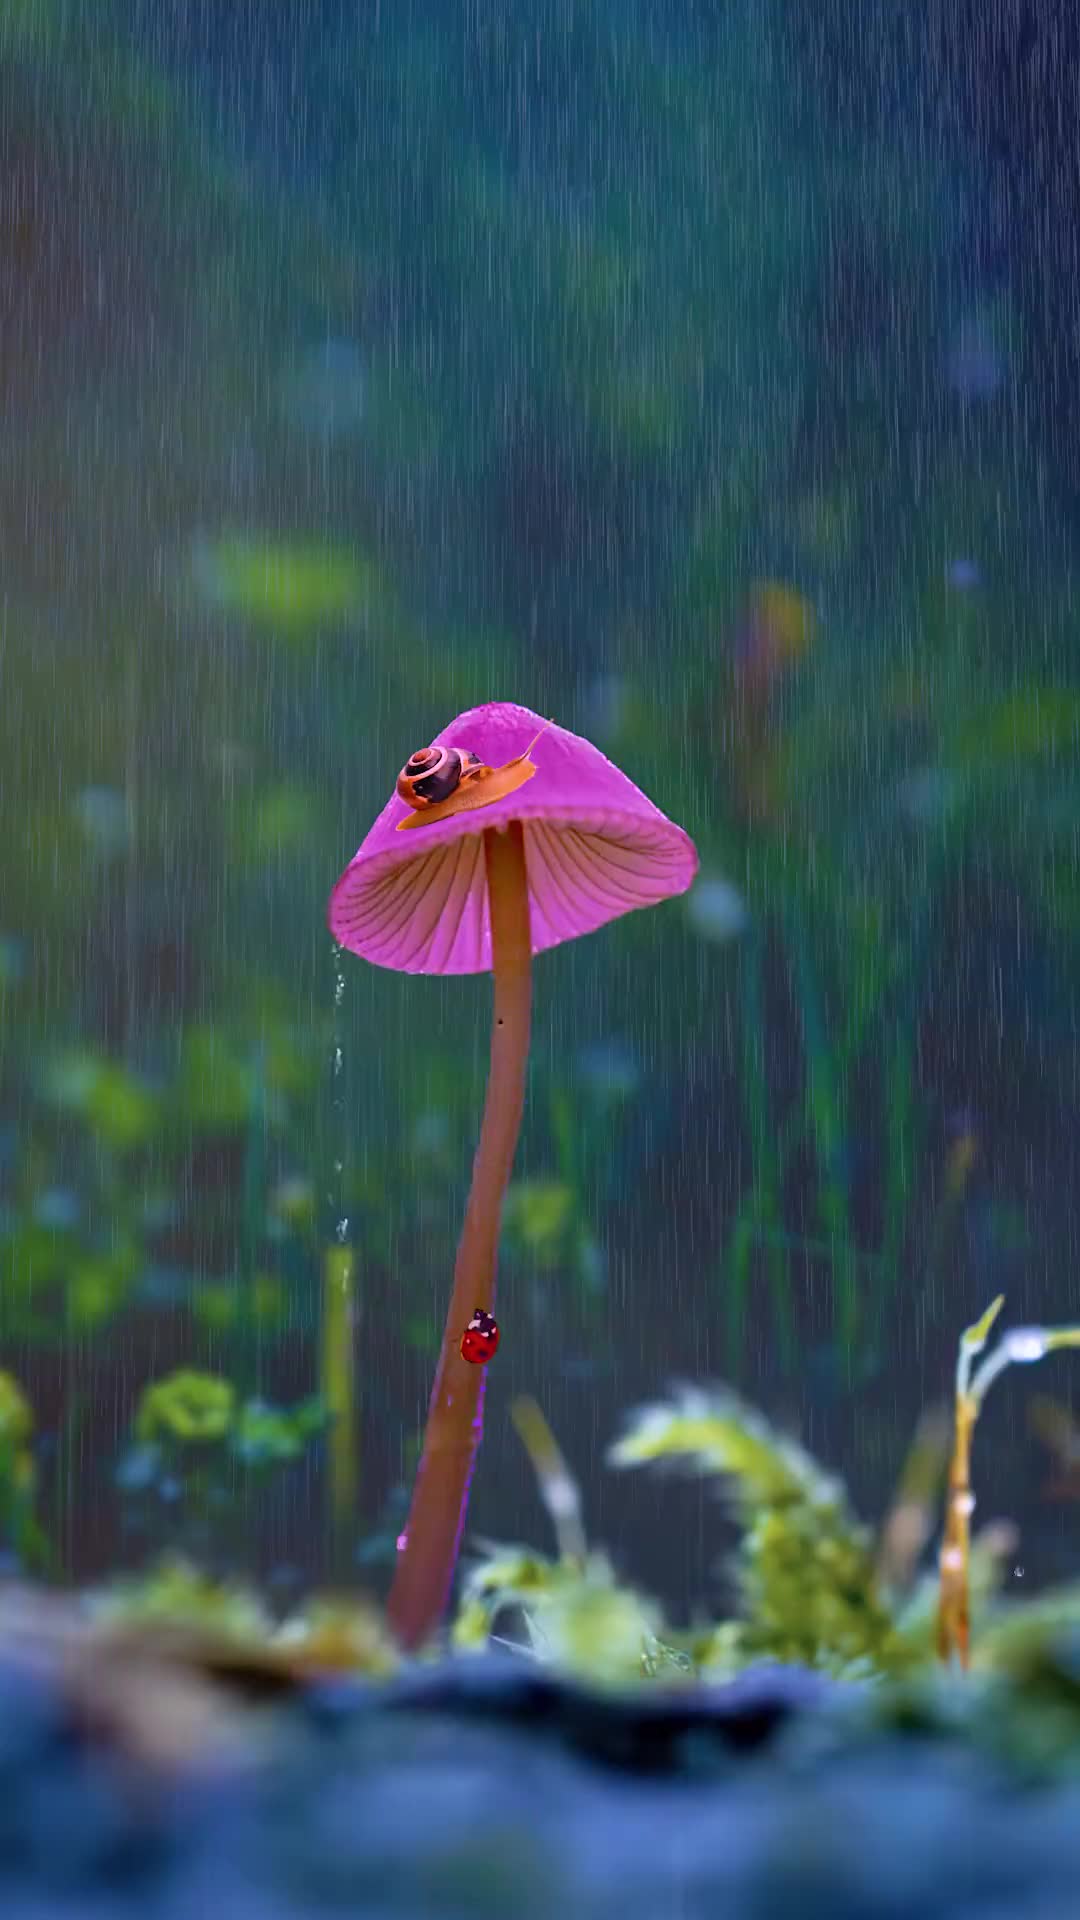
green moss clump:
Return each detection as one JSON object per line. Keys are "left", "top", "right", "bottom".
{"left": 608, "top": 1386, "right": 911, "bottom": 1678}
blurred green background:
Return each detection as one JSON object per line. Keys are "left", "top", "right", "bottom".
{"left": 3, "top": 0, "right": 1080, "bottom": 1622}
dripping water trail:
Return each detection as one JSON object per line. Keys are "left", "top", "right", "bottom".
{"left": 323, "top": 943, "right": 357, "bottom": 1572}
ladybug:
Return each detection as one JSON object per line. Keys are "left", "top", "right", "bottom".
{"left": 460, "top": 1306, "right": 500, "bottom": 1365}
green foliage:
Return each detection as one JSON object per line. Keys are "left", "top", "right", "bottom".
{"left": 1, "top": 1225, "right": 140, "bottom": 1339}
{"left": 453, "top": 1546, "right": 681, "bottom": 1686}
{"left": 457, "top": 1353, "right": 1080, "bottom": 1689}
{"left": 43, "top": 1053, "right": 160, "bottom": 1153}
{"left": 120, "top": 1370, "right": 330, "bottom": 1571}
{"left": 0, "top": 1373, "right": 33, "bottom": 1452}
{"left": 0, "top": 1372, "right": 49, "bottom": 1573}
{"left": 192, "top": 535, "right": 386, "bottom": 636}
{"left": 88, "top": 1554, "right": 400, "bottom": 1678}
{"left": 130, "top": 1368, "right": 329, "bottom": 1467}
{"left": 608, "top": 1385, "right": 910, "bottom": 1677}
{"left": 174, "top": 1027, "right": 260, "bottom": 1135}
{"left": 136, "top": 1370, "right": 236, "bottom": 1447}
{"left": 232, "top": 1395, "right": 328, "bottom": 1468}
{"left": 4, "top": 0, "right": 1080, "bottom": 1731}
{"left": 191, "top": 1275, "right": 288, "bottom": 1334}
{"left": 8, "top": 1341, "right": 1080, "bottom": 1702}
{"left": 92, "top": 1555, "right": 276, "bottom": 1642}
{"left": 503, "top": 1181, "right": 577, "bottom": 1269}
{"left": 228, "top": 782, "right": 325, "bottom": 865}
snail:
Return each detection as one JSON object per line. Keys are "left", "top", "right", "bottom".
{"left": 396, "top": 745, "right": 484, "bottom": 809}
{"left": 395, "top": 723, "right": 551, "bottom": 830}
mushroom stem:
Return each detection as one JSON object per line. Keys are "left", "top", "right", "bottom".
{"left": 386, "top": 822, "right": 532, "bottom": 1651}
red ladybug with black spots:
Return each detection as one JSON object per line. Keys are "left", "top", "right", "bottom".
{"left": 460, "top": 1306, "right": 500, "bottom": 1365}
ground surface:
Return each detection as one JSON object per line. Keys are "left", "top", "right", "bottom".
{"left": 1, "top": 1620, "right": 1079, "bottom": 1919}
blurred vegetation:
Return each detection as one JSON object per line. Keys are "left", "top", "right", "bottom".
{"left": 1, "top": 0, "right": 1079, "bottom": 1615}
{"left": 118, "top": 1366, "right": 330, "bottom": 1571}
{"left": 1, "top": 1306, "right": 1077, "bottom": 1769}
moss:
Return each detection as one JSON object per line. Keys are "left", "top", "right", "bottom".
{"left": 608, "top": 1385, "right": 911, "bottom": 1677}
{"left": 4, "top": 1284, "right": 1080, "bottom": 1699}
{"left": 458, "top": 1326, "right": 1080, "bottom": 1688}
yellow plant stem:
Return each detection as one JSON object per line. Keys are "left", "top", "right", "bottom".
{"left": 387, "top": 823, "right": 532, "bottom": 1651}
{"left": 511, "top": 1396, "right": 587, "bottom": 1566}
{"left": 937, "top": 1389, "right": 976, "bottom": 1668}
{"left": 323, "top": 1244, "right": 357, "bottom": 1560}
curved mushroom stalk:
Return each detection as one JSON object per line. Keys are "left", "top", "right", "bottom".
{"left": 386, "top": 823, "right": 531, "bottom": 1650}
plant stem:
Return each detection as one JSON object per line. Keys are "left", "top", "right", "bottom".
{"left": 937, "top": 1305, "right": 1080, "bottom": 1667}
{"left": 323, "top": 1243, "right": 357, "bottom": 1571}
{"left": 386, "top": 823, "right": 532, "bottom": 1651}
{"left": 937, "top": 1295, "right": 1004, "bottom": 1669}
{"left": 937, "top": 1389, "right": 976, "bottom": 1668}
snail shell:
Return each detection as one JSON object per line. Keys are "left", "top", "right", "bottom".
{"left": 396, "top": 744, "right": 483, "bottom": 809}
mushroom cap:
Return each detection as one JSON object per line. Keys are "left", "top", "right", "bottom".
{"left": 328, "top": 701, "right": 698, "bottom": 975}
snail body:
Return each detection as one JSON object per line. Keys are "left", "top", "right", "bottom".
{"left": 395, "top": 723, "right": 551, "bottom": 830}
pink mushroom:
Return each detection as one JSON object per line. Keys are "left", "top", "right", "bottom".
{"left": 328, "top": 699, "right": 697, "bottom": 1649}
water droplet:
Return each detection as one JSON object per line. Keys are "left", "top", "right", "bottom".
{"left": 946, "top": 557, "right": 982, "bottom": 591}
{"left": 279, "top": 339, "right": 367, "bottom": 442}
{"left": 686, "top": 876, "right": 750, "bottom": 944}
{"left": 1004, "top": 1329, "right": 1048, "bottom": 1364}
